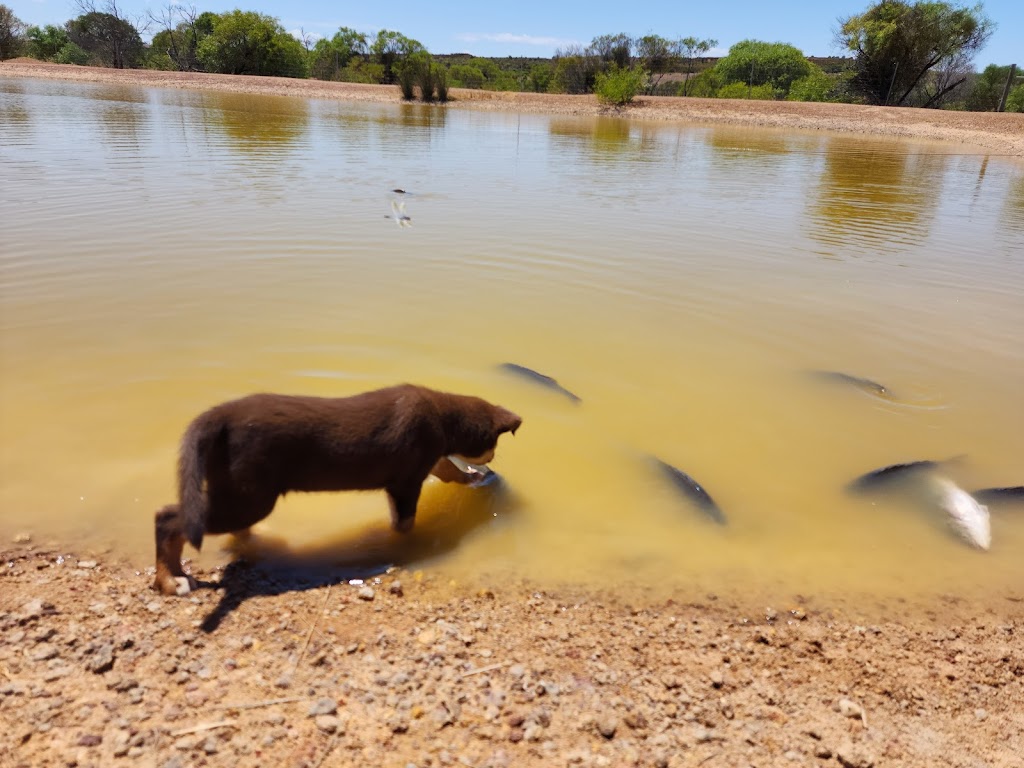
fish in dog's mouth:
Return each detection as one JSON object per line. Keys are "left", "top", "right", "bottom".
{"left": 447, "top": 454, "right": 493, "bottom": 480}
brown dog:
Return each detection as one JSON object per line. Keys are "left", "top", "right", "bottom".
{"left": 153, "top": 384, "right": 521, "bottom": 595}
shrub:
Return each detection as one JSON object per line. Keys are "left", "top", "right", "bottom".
{"left": 339, "top": 60, "right": 383, "bottom": 84}
{"left": 594, "top": 65, "right": 646, "bottom": 106}
{"left": 526, "top": 63, "right": 553, "bottom": 93}
{"left": 415, "top": 61, "right": 435, "bottom": 102}
{"left": 449, "top": 63, "right": 484, "bottom": 89}
{"left": 397, "top": 63, "right": 416, "bottom": 99}
{"left": 787, "top": 66, "right": 833, "bottom": 102}
{"left": 681, "top": 69, "right": 723, "bottom": 97}
{"left": 717, "top": 81, "right": 776, "bottom": 100}
{"left": 435, "top": 64, "right": 449, "bottom": 102}
{"left": 55, "top": 42, "right": 90, "bottom": 65}
{"left": 1006, "top": 84, "right": 1024, "bottom": 113}
{"left": 550, "top": 50, "right": 599, "bottom": 94}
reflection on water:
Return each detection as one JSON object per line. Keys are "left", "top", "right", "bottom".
{"left": 201, "top": 91, "right": 309, "bottom": 153}
{"left": 98, "top": 102, "right": 148, "bottom": 146}
{"left": 809, "top": 142, "right": 944, "bottom": 256}
{"left": 1, "top": 76, "right": 1023, "bottom": 609}
{"left": 549, "top": 116, "right": 664, "bottom": 163}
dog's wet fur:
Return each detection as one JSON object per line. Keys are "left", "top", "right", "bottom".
{"left": 153, "top": 384, "right": 521, "bottom": 596}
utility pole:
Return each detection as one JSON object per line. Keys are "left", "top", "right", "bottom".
{"left": 997, "top": 63, "right": 1017, "bottom": 112}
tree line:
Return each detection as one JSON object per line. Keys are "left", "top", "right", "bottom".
{"left": 0, "top": 0, "right": 1020, "bottom": 111}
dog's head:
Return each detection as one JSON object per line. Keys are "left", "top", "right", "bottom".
{"left": 446, "top": 398, "right": 521, "bottom": 465}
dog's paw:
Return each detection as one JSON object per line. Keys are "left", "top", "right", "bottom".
{"left": 174, "top": 576, "right": 198, "bottom": 596}
{"left": 393, "top": 517, "right": 416, "bottom": 534}
{"left": 154, "top": 573, "right": 198, "bottom": 596}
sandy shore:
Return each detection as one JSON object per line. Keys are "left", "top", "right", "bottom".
{"left": 2, "top": 59, "right": 1023, "bottom": 156}
{"left": 3, "top": 59, "right": 1024, "bottom": 767}
{"left": 3, "top": 545, "right": 1024, "bottom": 768}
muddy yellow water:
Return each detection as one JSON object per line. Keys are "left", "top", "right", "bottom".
{"left": 2, "top": 79, "right": 1022, "bottom": 605}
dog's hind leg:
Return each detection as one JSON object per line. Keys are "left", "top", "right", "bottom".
{"left": 387, "top": 484, "right": 423, "bottom": 533}
{"left": 154, "top": 504, "right": 199, "bottom": 596}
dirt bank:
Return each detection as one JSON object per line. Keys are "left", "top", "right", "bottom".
{"left": 2, "top": 545, "right": 1024, "bottom": 768}
{"left": 2, "top": 59, "right": 1023, "bottom": 156}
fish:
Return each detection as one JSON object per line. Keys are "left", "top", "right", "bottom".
{"left": 808, "top": 370, "right": 892, "bottom": 399}
{"left": 846, "top": 459, "right": 944, "bottom": 493}
{"left": 445, "top": 454, "right": 495, "bottom": 487}
{"left": 498, "top": 363, "right": 581, "bottom": 404}
{"left": 653, "top": 458, "right": 727, "bottom": 526}
{"left": 847, "top": 460, "right": 990, "bottom": 550}
{"left": 971, "top": 486, "right": 1024, "bottom": 505}
{"left": 390, "top": 199, "right": 412, "bottom": 227}
{"left": 924, "top": 476, "right": 990, "bottom": 550}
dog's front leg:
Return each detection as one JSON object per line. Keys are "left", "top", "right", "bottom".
{"left": 387, "top": 484, "right": 423, "bottom": 532}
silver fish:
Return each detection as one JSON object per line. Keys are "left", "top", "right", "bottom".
{"left": 925, "top": 476, "right": 990, "bottom": 550}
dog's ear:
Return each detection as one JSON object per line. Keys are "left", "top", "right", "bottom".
{"left": 494, "top": 407, "right": 522, "bottom": 436}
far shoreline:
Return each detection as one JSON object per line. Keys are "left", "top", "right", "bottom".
{"left": 3, "top": 58, "right": 1023, "bottom": 156}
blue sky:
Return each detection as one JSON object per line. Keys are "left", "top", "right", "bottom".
{"left": 8, "top": 0, "right": 1022, "bottom": 67}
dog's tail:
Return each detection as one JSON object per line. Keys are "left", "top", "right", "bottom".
{"left": 178, "top": 415, "right": 223, "bottom": 551}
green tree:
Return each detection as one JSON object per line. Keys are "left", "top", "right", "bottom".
{"left": 371, "top": 29, "right": 425, "bottom": 84}
{"left": 309, "top": 27, "right": 367, "bottom": 81}
{"left": 635, "top": 34, "right": 680, "bottom": 93}
{"left": 838, "top": 1, "right": 995, "bottom": 107}
{"left": 0, "top": 4, "right": 26, "bottom": 60}
{"left": 26, "top": 25, "right": 70, "bottom": 61}
{"left": 550, "top": 45, "right": 600, "bottom": 94}
{"left": 196, "top": 10, "right": 308, "bottom": 78}
{"left": 147, "top": 6, "right": 214, "bottom": 72}
{"left": 965, "top": 63, "right": 1013, "bottom": 111}
{"left": 678, "top": 37, "right": 718, "bottom": 96}
{"left": 590, "top": 33, "right": 632, "bottom": 69}
{"left": 714, "top": 39, "right": 812, "bottom": 97}
{"left": 526, "top": 62, "right": 553, "bottom": 93}
{"left": 66, "top": 9, "right": 144, "bottom": 68}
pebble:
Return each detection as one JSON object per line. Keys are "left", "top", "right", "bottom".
{"left": 389, "top": 582, "right": 404, "bottom": 596}
{"left": 694, "top": 727, "right": 716, "bottom": 743}
{"left": 308, "top": 697, "right": 338, "bottom": 716}
{"left": 974, "top": 708, "right": 988, "bottom": 721}
{"left": 837, "top": 698, "right": 867, "bottom": 726}
{"left": 86, "top": 643, "right": 115, "bottom": 671}
{"left": 77, "top": 560, "right": 97, "bottom": 569}
{"left": 597, "top": 715, "right": 617, "bottom": 739}
{"left": 13, "top": 532, "right": 31, "bottom": 543}
{"left": 357, "top": 586, "right": 376, "bottom": 601}
{"left": 315, "top": 715, "right": 342, "bottom": 734}
{"left": 836, "top": 739, "right": 875, "bottom": 768}
{"left": 710, "top": 670, "right": 725, "bottom": 688}
{"left": 32, "top": 643, "right": 59, "bottom": 662}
